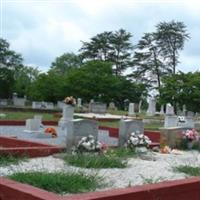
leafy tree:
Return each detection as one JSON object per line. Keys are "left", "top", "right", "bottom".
{"left": 13, "top": 65, "right": 40, "bottom": 97}
{"left": 80, "top": 29, "right": 133, "bottom": 76}
{"left": 0, "top": 38, "right": 23, "bottom": 98}
{"left": 50, "top": 52, "right": 82, "bottom": 74}
{"left": 159, "top": 72, "right": 200, "bottom": 112}
{"left": 132, "top": 33, "right": 167, "bottom": 90}
{"left": 155, "top": 21, "right": 190, "bottom": 74}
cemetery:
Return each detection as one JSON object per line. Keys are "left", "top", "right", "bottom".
{"left": 0, "top": 97, "right": 200, "bottom": 200}
{"left": 1, "top": 2, "right": 200, "bottom": 199}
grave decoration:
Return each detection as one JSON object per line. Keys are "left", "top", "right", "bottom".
{"left": 44, "top": 127, "right": 58, "bottom": 138}
{"left": 73, "top": 135, "right": 107, "bottom": 153}
{"left": 182, "top": 129, "right": 199, "bottom": 149}
{"left": 127, "top": 132, "right": 152, "bottom": 148}
{"left": 63, "top": 96, "right": 76, "bottom": 106}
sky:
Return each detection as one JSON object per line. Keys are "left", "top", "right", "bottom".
{"left": 1, "top": 0, "right": 200, "bottom": 72}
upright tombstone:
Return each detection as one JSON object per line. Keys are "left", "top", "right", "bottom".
{"left": 160, "top": 105, "right": 164, "bottom": 115}
{"left": 90, "top": 102, "right": 107, "bottom": 114}
{"left": 119, "top": 119, "right": 144, "bottom": 146}
{"left": 77, "top": 98, "right": 82, "bottom": 108}
{"left": 108, "top": 102, "right": 116, "bottom": 111}
{"left": 0, "top": 99, "right": 8, "bottom": 106}
{"left": 182, "top": 104, "right": 186, "bottom": 116}
{"left": 24, "top": 119, "right": 41, "bottom": 133}
{"left": 166, "top": 103, "right": 174, "bottom": 115}
{"left": 138, "top": 100, "right": 142, "bottom": 113}
{"left": 164, "top": 115, "right": 178, "bottom": 128}
{"left": 58, "top": 105, "right": 74, "bottom": 128}
{"left": 128, "top": 103, "right": 135, "bottom": 116}
{"left": 65, "top": 119, "right": 98, "bottom": 150}
{"left": 88, "top": 99, "right": 94, "bottom": 112}
{"left": 147, "top": 98, "right": 156, "bottom": 116}
{"left": 32, "top": 101, "right": 43, "bottom": 109}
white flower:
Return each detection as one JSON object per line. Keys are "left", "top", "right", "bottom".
{"left": 130, "top": 132, "right": 136, "bottom": 137}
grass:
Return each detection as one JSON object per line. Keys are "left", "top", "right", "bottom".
{"left": 64, "top": 147, "right": 136, "bottom": 168}
{"left": 175, "top": 165, "right": 200, "bottom": 176}
{"left": 98, "top": 120, "right": 119, "bottom": 128}
{"left": 0, "top": 154, "right": 27, "bottom": 166}
{"left": 8, "top": 171, "right": 101, "bottom": 194}
{"left": 0, "top": 111, "right": 57, "bottom": 121}
{"left": 144, "top": 122, "right": 163, "bottom": 130}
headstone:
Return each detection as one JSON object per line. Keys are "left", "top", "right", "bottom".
{"left": 34, "top": 115, "right": 43, "bottom": 126}
{"left": 0, "top": 99, "right": 8, "bottom": 106}
{"left": 24, "top": 119, "right": 41, "bottom": 133}
{"left": 164, "top": 115, "right": 178, "bottom": 128}
{"left": 160, "top": 127, "right": 188, "bottom": 148}
{"left": 124, "top": 99, "right": 130, "bottom": 111}
{"left": 13, "top": 98, "right": 26, "bottom": 107}
{"left": 65, "top": 119, "right": 98, "bottom": 149}
{"left": 128, "top": 103, "right": 135, "bottom": 116}
{"left": 45, "top": 102, "right": 54, "bottom": 109}
{"left": 89, "top": 99, "right": 94, "bottom": 112}
{"left": 147, "top": 98, "right": 156, "bottom": 116}
{"left": 160, "top": 105, "right": 164, "bottom": 114}
{"left": 57, "top": 101, "right": 65, "bottom": 109}
{"left": 58, "top": 105, "right": 74, "bottom": 128}
{"left": 77, "top": 98, "right": 82, "bottom": 108}
{"left": 182, "top": 104, "right": 186, "bottom": 116}
{"left": 166, "top": 103, "right": 174, "bottom": 115}
{"left": 187, "top": 111, "right": 194, "bottom": 117}
{"left": 90, "top": 102, "right": 107, "bottom": 114}
{"left": 32, "top": 101, "right": 43, "bottom": 109}
{"left": 108, "top": 102, "right": 116, "bottom": 110}
{"left": 138, "top": 100, "right": 142, "bottom": 113}
{"left": 119, "top": 119, "right": 144, "bottom": 146}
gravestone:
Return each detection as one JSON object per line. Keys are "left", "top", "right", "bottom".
{"left": 160, "top": 105, "right": 164, "bottom": 114}
{"left": 147, "top": 99, "right": 156, "bottom": 116}
{"left": 32, "top": 101, "right": 43, "bottom": 109}
{"left": 77, "top": 98, "right": 82, "bottom": 108}
{"left": 0, "top": 99, "right": 8, "bottom": 106}
{"left": 166, "top": 103, "right": 174, "bottom": 115}
{"left": 58, "top": 105, "right": 74, "bottom": 128}
{"left": 24, "top": 119, "right": 41, "bottom": 133}
{"left": 90, "top": 102, "right": 107, "bottom": 114}
{"left": 160, "top": 127, "right": 188, "bottom": 148}
{"left": 138, "top": 100, "right": 142, "bottom": 113}
{"left": 187, "top": 111, "right": 194, "bottom": 117}
{"left": 108, "top": 102, "right": 116, "bottom": 110}
{"left": 164, "top": 115, "right": 178, "bottom": 128}
{"left": 45, "top": 102, "right": 54, "bottom": 109}
{"left": 128, "top": 103, "right": 135, "bottom": 116}
{"left": 13, "top": 98, "right": 26, "bottom": 107}
{"left": 88, "top": 99, "right": 94, "bottom": 112}
{"left": 57, "top": 101, "right": 65, "bottom": 109}
{"left": 119, "top": 119, "right": 144, "bottom": 146}
{"left": 65, "top": 119, "right": 98, "bottom": 149}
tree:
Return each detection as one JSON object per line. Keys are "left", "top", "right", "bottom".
{"left": 159, "top": 72, "right": 200, "bottom": 112}
{"left": 80, "top": 29, "right": 133, "bottom": 76}
{"left": 0, "top": 38, "right": 23, "bottom": 98}
{"left": 132, "top": 33, "right": 168, "bottom": 91}
{"left": 155, "top": 21, "right": 190, "bottom": 74}
{"left": 50, "top": 52, "right": 82, "bottom": 74}
{"left": 13, "top": 65, "right": 40, "bottom": 97}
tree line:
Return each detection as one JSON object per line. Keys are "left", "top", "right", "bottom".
{"left": 1, "top": 20, "right": 199, "bottom": 111}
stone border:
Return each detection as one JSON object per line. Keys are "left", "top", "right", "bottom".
{"left": 0, "top": 176, "right": 200, "bottom": 200}
{"left": 0, "top": 136, "right": 64, "bottom": 158}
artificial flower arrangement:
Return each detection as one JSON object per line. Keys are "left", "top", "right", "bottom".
{"left": 63, "top": 96, "right": 76, "bottom": 106}
{"left": 75, "top": 135, "right": 108, "bottom": 153}
{"left": 44, "top": 127, "right": 58, "bottom": 138}
{"left": 127, "top": 132, "right": 152, "bottom": 149}
{"left": 182, "top": 129, "right": 199, "bottom": 142}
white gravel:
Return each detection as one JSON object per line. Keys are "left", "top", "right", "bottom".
{"left": 1, "top": 151, "right": 200, "bottom": 191}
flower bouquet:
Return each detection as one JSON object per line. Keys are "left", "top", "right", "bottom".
{"left": 63, "top": 96, "right": 76, "bottom": 106}
{"left": 182, "top": 129, "right": 199, "bottom": 149}
{"left": 44, "top": 127, "right": 58, "bottom": 138}
{"left": 75, "top": 135, "right": 107, "bottom": 153}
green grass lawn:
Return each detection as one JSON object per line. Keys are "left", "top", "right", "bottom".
{"left": 0, "top": 111, "right": 57, "bottom": 121}
{"left": 64, "top": 147, "right": 136, "bottom": 168}
{"left": 8, "top": 171, "right": 102, "bottom": 194}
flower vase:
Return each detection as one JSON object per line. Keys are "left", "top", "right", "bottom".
{"left": 187, "top": 141, "right": 193, "bottom": 150}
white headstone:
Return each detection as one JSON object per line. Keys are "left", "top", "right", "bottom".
{"left": 65, "top": 119, "right": 98, "bottom": 150}
{"left": 160, "top": 105, "right": 164, "bottom": 114}
{"left": 24, "top": 119, "right": 41, "bottom": 133}
{"left": 128, "top": 103, "right": 135, "bottom": 116}
{"left": 58, "top": 105, "right": 74, "bottom": 128}
{"left": 147, "top": 99, "right": 156, "bottom": 116}
{"left": 77, "top": 98, "right": 82, "bottom": 108}
{"left": 119, "top": 119, "right": 144, "bottom": 147}
{"left": 166, "top": 103, "right": 174, "bottom": 115}
{"left": 164, "top": 115, "right": 178, "bottom": 128}
{"left": 138, "top": 100, "right": 142, "bottom": 113}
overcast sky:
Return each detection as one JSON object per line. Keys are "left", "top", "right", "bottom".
{"left": 1, "top": 0, "right": 200, "bottom": 72}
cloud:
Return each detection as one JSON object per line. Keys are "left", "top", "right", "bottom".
{"left": 1, "top": 0, "right": 200, "bottom": 72}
